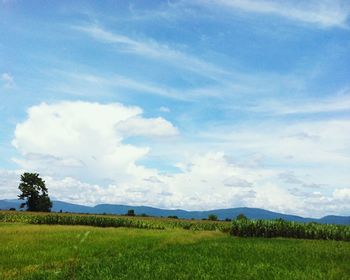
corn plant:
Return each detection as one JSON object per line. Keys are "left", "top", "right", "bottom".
{"left": 231, "top": 219, "right": 350, "bottom": 241}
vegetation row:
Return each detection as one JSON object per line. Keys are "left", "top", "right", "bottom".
{"left": 231, "top": 219, "right": 350, "bottom": 241}
{"left": 2, "top": 211, "right": 350, "bottom": 241}
{"left": 0, "top": 211, "right": 230, "bottom": 232}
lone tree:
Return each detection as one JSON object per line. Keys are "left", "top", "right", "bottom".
{"left": 18, "top": 173, "right": 52, "bottom": 212}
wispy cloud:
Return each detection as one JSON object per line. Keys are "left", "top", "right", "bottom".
{"left": 63, "top": 72, "right": 190, "bottom": 100}
{"left": 202, "top": 0, "right": 350, "bottom": 28}
{"left": 1, "top": 72, "right": 15, "bottom": 89}
{"left": 72, "top": 25, "right": 230, "bottom": 81}
{"left": 47, "top": 70, "right": 229, "bottom": 101}
{"left": 159, "top": 106, "right": 170, "bottom": 113}
{"left": 250, "top": 89, "right": 350, "bottom": 115}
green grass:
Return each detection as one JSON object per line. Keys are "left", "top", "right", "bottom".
{"left": 1, "top": 223, "right": 350, "bottom": 279}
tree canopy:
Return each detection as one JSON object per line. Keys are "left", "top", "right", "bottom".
{"left": 18, "top": 172, "right": 52, "bottom": 212}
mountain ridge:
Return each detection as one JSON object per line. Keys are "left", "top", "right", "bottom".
{"left": 1, "top": 199, "right": 349, "bottom": 225}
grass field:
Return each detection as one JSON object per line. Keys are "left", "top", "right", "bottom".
{"left": 1, "top": 223, "right": 350, "bottom": 280}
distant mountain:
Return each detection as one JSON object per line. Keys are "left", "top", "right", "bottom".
{"left": 1, "top": 199, "right": 349, "bottom": 225}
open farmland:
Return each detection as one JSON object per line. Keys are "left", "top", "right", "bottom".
{"left": 1, "top": 212, "right": 350, "bottom": 279}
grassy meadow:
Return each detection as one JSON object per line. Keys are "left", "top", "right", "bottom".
{"left": 1, "top": 221, "right": 350, "bottom": 279}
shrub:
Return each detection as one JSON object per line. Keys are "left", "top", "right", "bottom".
{"left": 168, "top": 215, "right": 178, "bottom": 219}
{"left": 208, "top": 214, "right": 218, "bottom": 221}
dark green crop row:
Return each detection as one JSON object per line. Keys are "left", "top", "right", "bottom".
{"left": 0, "top": 212, "right": 165, "bottom": 230}
{"left": 0, "top": 211, "right": 230, "bottom": 232}
{"left": 231, "top": 219, "right": 350, "bottom": 241}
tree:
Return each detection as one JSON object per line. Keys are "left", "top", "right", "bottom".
{"left": 208, "top": 214, "right": 218, "bottom": 221}
{"left": 127, "top": 209, "right": 135, "bottom": 216}
{"left": 18, "top": 173, "right": 52, "bottom": 212}
{"left": 236, "top": 213, "right": 248, "bottom": 221}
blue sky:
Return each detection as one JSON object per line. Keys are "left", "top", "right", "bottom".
{"left": 1, "top": 0, "right": 350, "bottom": 217}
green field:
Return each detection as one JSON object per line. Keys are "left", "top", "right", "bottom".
{"left": 1, "top": 223, "right": 350, "bottom": 280}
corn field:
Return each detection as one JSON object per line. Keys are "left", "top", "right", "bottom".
{"left": 2, "top": 211, "right": 349, "bottom": 241}
{"left": 231, "top": 219, "right": 350, "bottom": 241}
{"left": 0, "top": 211, "right": 230, "bottom": 232}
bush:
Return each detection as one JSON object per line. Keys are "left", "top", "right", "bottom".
{"left": 208, "top": 214, "right": 218, "bottom": 221}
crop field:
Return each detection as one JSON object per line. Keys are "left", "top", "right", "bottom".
{"left": 1, "top": 212, "right": 350, "bottom": 279}
{"left": 0, "top": 211, "right": 231, "bottom": 232}
{"left": 1, "top": 223, "right": 350, "bottom": 280}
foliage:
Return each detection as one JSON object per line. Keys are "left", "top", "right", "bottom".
{"left": 18, "top": 173, "right": 52, "bottom": 212}
{"left": 231, "top": 219, "right": 350, "bottom": 241}
{"left": 127, "top": 209, "right": 135, "bottom": 216}
{"left": 236, "top": 213, "right": 248, "bottom": 221}
{"left": 167, "top": 215, "right": 178, "bottom": 219}
{"left": 208, "top": 214, "right": 218, "bottom": 221}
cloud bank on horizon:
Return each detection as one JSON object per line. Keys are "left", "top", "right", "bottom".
{"left": 1, "top": 0, "right": 350, "bottom": 217}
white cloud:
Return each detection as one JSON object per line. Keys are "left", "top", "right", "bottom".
{"left": 0, "top": 170, "right": 22, "bottom": 199}
{"left": 6, "top": 101, "right": 350, "bottom": 217}
{"left": 116, "top": 116, "right": 178, "bottom": 137}
{"left": 3, "top": 149, "right": 349, "bottom": 217}
{"left": 204, "top": 0, "right": 350, "bottom": 28}
{"left": 333, "top": 188, "right": 350, "bottom": 201}
{"left": 250, "top": 89, "right": 350, "bottom": 115}
{"left": 199, "top": 119, "right": 350, "bottom": 166}
{"left": 12, "top": 101, "right": 177, "bottom": 182}
{"left": 159, "top": 106, "right": 170, "bottom": 113}
{"left": 1, "top": 72, "right": 15, "bottom": 88}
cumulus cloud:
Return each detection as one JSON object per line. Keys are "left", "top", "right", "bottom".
{"left": 115, "top": 116, "right": 178, "bottom": 137}
{"left": 12, "top": 101, "right": 177, "bottom": 183}
{"left": 6, "top": 101, "right": 350, "bottom": 217}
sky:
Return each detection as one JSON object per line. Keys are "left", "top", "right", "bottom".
{"left": 1, "top": 0, "right": 350, "bottom": 217}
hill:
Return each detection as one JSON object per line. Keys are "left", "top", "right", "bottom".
{"left": 1, "top": 199, "right": 349, "bottom": 225}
